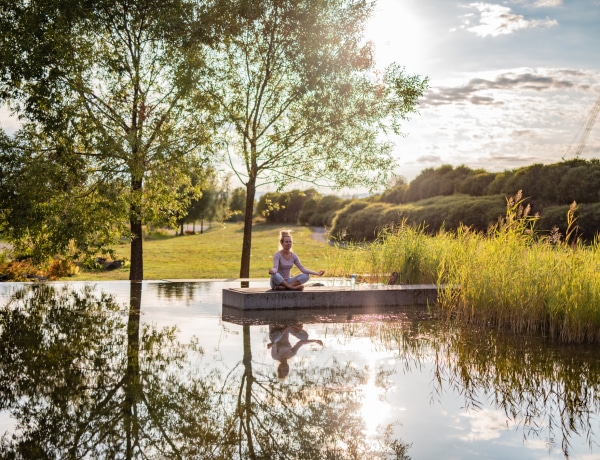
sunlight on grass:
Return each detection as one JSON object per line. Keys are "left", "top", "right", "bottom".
{"left": 68, "top": 223, "right": 332, "bottom": 281}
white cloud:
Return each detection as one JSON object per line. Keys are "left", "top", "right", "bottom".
{"left": 459, "top": 408, "right": 508, "bottom": 441}
{"left": 460, "top": 2, "right": 558, "bottom": 37}
{"left": 392, "top": 68, "right": 600, "bottom": 181}
{"left": 533, "top": 0, "right": 563, "bottom": 7}
{"left": 509, "top": 0, "right": 563, "bottom": 7}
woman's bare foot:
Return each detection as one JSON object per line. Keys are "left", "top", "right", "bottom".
{"left": 278, "top": 284, "right": 304, "bottom": 291}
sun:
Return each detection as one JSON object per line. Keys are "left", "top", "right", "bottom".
{"left": 365, "top": 0, "right": 430, "bottom": 72}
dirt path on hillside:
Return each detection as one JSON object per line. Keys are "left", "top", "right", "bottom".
{"left": 310, "top": 227, "right": 328, "bottom": 243}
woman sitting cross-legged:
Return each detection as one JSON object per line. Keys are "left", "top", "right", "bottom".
{"left": 269, "top": 230, "right": 324, "bottom": 291}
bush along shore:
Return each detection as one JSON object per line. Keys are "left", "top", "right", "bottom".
{"left": 326, "top": 191, "right": 600, "bottom": 344}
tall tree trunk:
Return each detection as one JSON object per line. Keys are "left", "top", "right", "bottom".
{"left": 129, "top": 69, "right": 144, "bottom": 281}
{"left": 239, "top": 180, "right": 256, "bottom": 280}
{"left": 130, "top": 178, "right": 144, "bottom": 281}
{"left": 130, "top": 218, "right": 143, "bottom": 281}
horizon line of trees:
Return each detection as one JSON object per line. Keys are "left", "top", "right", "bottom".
{"left": 381, "top": 158, "right": 600, "bottom": 206}
{"left": 241, "top": 159, "right": 600, "bottom": 243}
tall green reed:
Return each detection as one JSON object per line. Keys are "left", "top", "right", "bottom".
{"left": 324, "top": 238, "right": 370, "bottom": 280}
{"left": 325, "top": 221, "right": 443, "bottom": 284}
{"left": 437, "top": 192, "right": 600, "bottom": 343}
{"left": 327, "top": 191, "right": 600, "bottom": 343}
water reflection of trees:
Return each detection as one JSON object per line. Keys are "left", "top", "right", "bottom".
{"left": 151, "top": 280, "right": 224, "bottom": 303}
{"left": 432, "top": 327, "right": 600, "bottom": 457}
{"left": 0, "top": 283, "right": 217, "bottom": 458}
{"left": 152, "top": 281, "right": 199, "bottom": 302}
{"left": 352, "top": 318, "right": 600, "bottom": 457}
{"left": 217, "top": 325, "right": 411, "bottom": 459}
{"left": 0, "top": 285, "right": 412, "bottom": 459}
{"left": 7, "top": 284, "right": 596, "bottom": 458}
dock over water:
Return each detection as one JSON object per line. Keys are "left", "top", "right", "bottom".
{"left": 222, "top": 284, "right": 440, "bottom": 311}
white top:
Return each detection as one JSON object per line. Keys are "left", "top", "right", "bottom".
{"left": 271, "top": 251, "right": 314, "bottom": 279}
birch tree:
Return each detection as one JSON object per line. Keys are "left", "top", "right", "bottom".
{"left": 204, "top": 0, "right": 428, "bottom": 277}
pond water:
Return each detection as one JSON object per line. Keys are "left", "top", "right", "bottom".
{"left": 1, "top": 280, "right": 600, "bottom": 459}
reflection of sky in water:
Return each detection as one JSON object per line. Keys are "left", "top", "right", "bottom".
{"left": 0, "top": 280, "right": 598, "bottom": 459}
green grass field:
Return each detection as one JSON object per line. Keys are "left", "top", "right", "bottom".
{"left": 68, "top": 222, "right": 330, "bottom": 281}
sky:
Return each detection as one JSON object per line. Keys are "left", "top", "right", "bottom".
{"left": 1, "top": 1, "right": 598, "bottom": 193}
{"left": 365, "top": 0, "right": 600, "bottom": 184}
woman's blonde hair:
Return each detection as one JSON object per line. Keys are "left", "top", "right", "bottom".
{"left": 279, "top": 230, "right": 292, "bottom": 248}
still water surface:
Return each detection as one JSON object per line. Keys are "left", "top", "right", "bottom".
{"left": 1, "top": 280, "right": 599, "bottom": 459}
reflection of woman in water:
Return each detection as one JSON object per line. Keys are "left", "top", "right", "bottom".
{"left": 268, "top": 324, "right": 323, "bottom": 379}
{"left": 269, "top": 230, "right": 324, "bottom": 291}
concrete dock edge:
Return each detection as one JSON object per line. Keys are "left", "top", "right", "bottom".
{"left": 222, "top": 284, "right": 441, "bottom": 310}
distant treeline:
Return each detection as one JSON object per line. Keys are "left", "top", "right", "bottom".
{"left": 253, "top": 159, "right": 600, "bottom": 242}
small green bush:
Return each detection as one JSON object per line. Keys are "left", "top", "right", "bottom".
{"left": 308, "top": 195, "right": 347, "bottom": 227}
{"left": 329, "top": 200, "right": 370, "bottom": 239}
{"left": 345, "top": 203, "right": 389, "bottom": 241}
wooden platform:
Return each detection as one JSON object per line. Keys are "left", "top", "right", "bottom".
{"left": 222, "top": 284, "right": 440, "bottom": 311}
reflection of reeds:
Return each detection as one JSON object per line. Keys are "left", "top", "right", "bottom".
{"left": 350, "top": 315, "right": 600, "bottom": 456}
{"left": 325, "top": 192, "right": 600, "bottom": 344}
{"left": 430, "top": 325, "right": 600, "bottom": 456}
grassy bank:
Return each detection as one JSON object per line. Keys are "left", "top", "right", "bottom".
{"left": 67, "top": 223, "right": 330, "bottom": 281}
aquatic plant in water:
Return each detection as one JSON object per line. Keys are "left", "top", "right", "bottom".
{"left": 326, "top": 191, "right": 600, "bottom": 343}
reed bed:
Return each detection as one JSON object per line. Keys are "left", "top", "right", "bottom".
{"left": 324, "top": 223, "right": 443, "bottom": 285}
{"left": 437, "top": 229, "right": 600, "bottom": 343}
{"left": 326, "top": 194, "right": 600, "bottom": 344}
